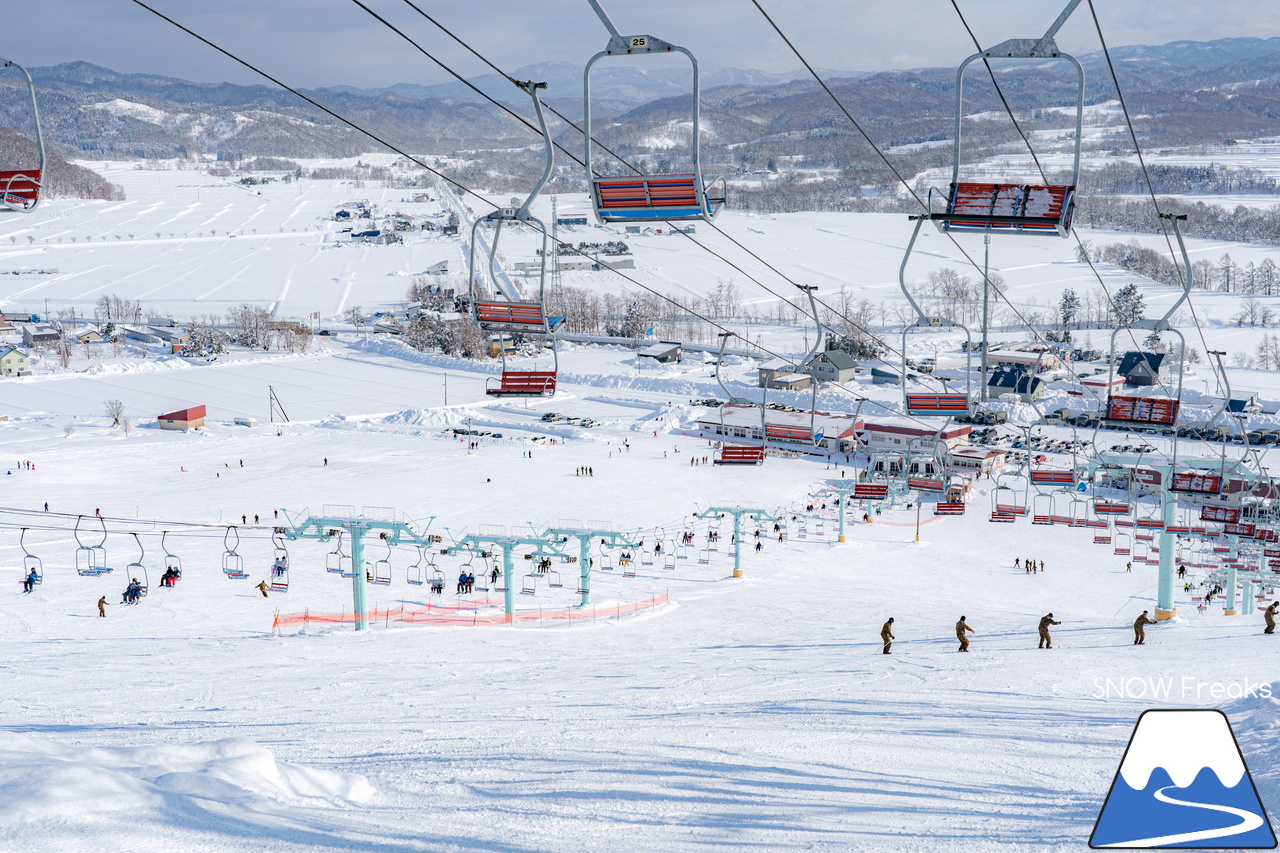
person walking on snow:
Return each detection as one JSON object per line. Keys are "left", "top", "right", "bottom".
{"left": 1015, "top": 557, "right": 1021, "bottom": 570}
{"left": 956, "top": 616, "right": 974, "bottom": 652}
{"left": 256, "top": 580, "right": 269, "bottom": 598}
{"left": 1265, "top": 601, "right": 1278, "bottom": 635}
{"left": 1133, "top": 610, "right": 1156, "bottom": 645}
{"left": 1038, "top": 613, "right": 1060, "bottom": 649}
{"left": 880, "top": 618, "right": 895, "bottom": 655}
{"left": 97, "top": 596, "right": 109, "bottom": 617}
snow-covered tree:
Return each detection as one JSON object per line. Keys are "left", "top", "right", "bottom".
{"left": 1113, "top": 283, "right": 1145, "bottom": 326}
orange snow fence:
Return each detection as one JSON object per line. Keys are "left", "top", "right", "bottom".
{"left": 271, "top": 593, "right": 670, "bottom": 634}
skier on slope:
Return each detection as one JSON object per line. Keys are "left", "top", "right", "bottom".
{"left": 1133, "top": 610, "right": 1156, "bottom": 645}
{"left": 1265, "top": 601, "right": 1278, "bottom": 635}
{"left": 1038, "top": 613, "right": 1060, "bottom": 649}
{"left": 956, "top": 616, "right": 974, "bottom": 652}
{"left": 256, "top": 580, "right": 270, "bottom": 598}
{"left": 880, "top": 618, "right": 895, "bottom": 655}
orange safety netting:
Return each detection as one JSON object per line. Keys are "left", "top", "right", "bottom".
{"left": 272, "top": 593, "right": 670, "bottom": 633}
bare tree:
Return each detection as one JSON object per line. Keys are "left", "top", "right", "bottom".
{"left": 119, "top": 416, "right": 133, "bottom": 437}
{"left": 104, "top": 399, "right": 124, "bottom": 427}
{"left": 63, "top": 425, "right": 75, "bottom": 437}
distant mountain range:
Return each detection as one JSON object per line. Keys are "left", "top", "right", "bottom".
{"left": 326, "top": 61, "right": 867, "bottom": 105}
{"left": 0, "top": 37, "right": 1276, "bottom": 164}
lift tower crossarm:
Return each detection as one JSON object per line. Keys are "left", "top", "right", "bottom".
{"left": 543, "top": 523, "right": 639, "bottom": 606}
{"left": 448, "top": 527, "right": 575, "bottom": 621}
{"left": 279, "top": 507, "right": 436, "bottom": 631}
{"left": 696, "top": 505, "right": 780, "bottom": 578}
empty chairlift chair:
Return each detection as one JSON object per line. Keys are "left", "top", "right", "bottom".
{"left": 898, "top": 218, "right": 974, "bottom": 419}
{"left": 468, "top": 81, "right": 564, "bottom": 400}
{"left": 925, "top": 2, "right": 1085, "bottom": 238}
{"left": 222, "top": 526, "right": 247, "bottom": 580}
{"left": 74, "top": 515, "right": 110, "bottom": 576}
{"left": 325, "top": 530, "right": 355, "bottom": 579}
{"left": 370, "top": 536, "right": 393, "bottom": 587}
{"left": 583, "top": 1, "right": 725, "bottom": 223}
{"left": 0, "top": 55, "right": 44, "bottom": 213}
{"left": 406, "top": 547, "right": 426, "bottom": 586}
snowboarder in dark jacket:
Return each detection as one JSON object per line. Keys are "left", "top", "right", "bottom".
{"left": 1038, "top": 613, "right": 1060, "bottom": 649}
{"left": 956, "top": 617, "right": 974, "bottom": 652}
{"left": 1133, "top": 611, "right": 1156, "bottom": 645}
{"left": 881, "top": 618, "right": 895, "bottom": 655}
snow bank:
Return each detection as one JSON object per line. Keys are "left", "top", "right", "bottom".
{"left": 1221, "top": 684, "right": 1280, "bottom": 803}
{"left": 0, "top": 733, "right": 373, "bottom": 827}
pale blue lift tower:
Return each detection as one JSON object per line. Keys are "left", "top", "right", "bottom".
{"left": 280, "top": 505, "right": 436, "bottom": 631}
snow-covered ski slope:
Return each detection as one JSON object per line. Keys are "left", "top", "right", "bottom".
{"left": 2, "top": 155, "right": 1280, "bottom": 851}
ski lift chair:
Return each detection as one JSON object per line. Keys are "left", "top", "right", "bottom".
{"left": 222, "top": 526, "right": 247, "bottom": 580}
{"left": 407, "top": 546, "right": 426, "bottom": 586}
{"left": 583, "top": 2, "right": 725, "bottom": 223}
{"left": 926, "top": 3, "right": 1085, "bottom": 238}
{"left": 19, "top": 528, "right": 41, "bottom": 586}
{"left": 462, "top": 80, "right": 562, "bottom": 399}
{"left": 898, "top": 217, "right": 974, "bottom": 418}
{"left": 269, "top": 530, "right": 290, "bottom": 592}
{"left": 161, "top": 531, "right": 182, "bottom": 581}
{"left": 0, "top": 56, "right": 45, "bottom": 213}
{"left": 370, "top": 535, "right": 393, "bottom": 586}
{"left": 127, "top": 533, "right": 149, "bottom": 596}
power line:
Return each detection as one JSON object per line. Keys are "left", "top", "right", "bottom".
{"left": 748, "top": 0, "right": 1054, "bottom": 351}
{"left": 378, "top": 0, "right": 915, "bottom": 375}
{"left": 945, "top": 0, "right": 1201, "bottom": 462}
{"left": 125, "top": 0, "right": 966, "bottom": 430}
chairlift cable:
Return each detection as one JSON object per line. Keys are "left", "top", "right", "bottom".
{"left": 1083, "top": 0, "right": 1217, "bottom": 379}
{"left": 125, "top": 1, "right": 964, "bottom": 432}
{"left": 948, "top": 0, "right": 1211, "bottom": 391}
{"left": 944, "top": 0, "right": 1199, "bottom": 460}
{"left": 749, "top": 0, "right": 1053, "bottom": 350}
{"left": 366, "top": 0, "right": 914, "bottom": 376}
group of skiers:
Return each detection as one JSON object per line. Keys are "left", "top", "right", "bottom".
{"left": 1015, "top": 558, "right": 1045, "bottom": 574}
{"left": 879, "top": 603, "right": 1279, "bottom": 653}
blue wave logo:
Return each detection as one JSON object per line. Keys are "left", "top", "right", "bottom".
{"left": 1091, "top": 710, "right": 1276, "bottom": 848}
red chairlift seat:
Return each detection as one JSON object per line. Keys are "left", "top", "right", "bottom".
{"left": 905, "top": 393, "right": 970, "bottom": 417}
{"left": 714, "top": 445, "right": 764, "bottom": 465}
{"left": 592, "top": 174, "right": 725, "bottom": 223}
{"left": 1029, "top": 469, "right": 1075, "bottom": 486}
{"left": 0, "top": 169, "right": 40, "bottom": 210}
{"left": 934, "top": 501, "right": 965, "bottom": 515}
{"left": 932, "top": 182, "right": 1075, "bottom": 235}
{"left": 474, "top": 301, "right": 564, "bottom": 332}
{"left": 485, "top": 370, "right": 557, "bottom": 397}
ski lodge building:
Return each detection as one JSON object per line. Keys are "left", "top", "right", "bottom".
{"left": 857, "top": 417, "right": 972, "bottom": 452}
{"left": 157, "top": 405, "right": 206, "bottom": 431}
{"left": 693, "top": 404, "right": 860, "bottom": 452}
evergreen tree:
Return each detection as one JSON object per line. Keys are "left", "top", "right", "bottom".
{"left": 1058, "top": 288, "right": 1081, "bottom": 330}
{"left": 1113, "top": 283, "right": 1145, "bottom": 326}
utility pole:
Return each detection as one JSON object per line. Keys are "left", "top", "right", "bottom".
{"left": 980, "top": 230, "right": 992, "bottom": 402}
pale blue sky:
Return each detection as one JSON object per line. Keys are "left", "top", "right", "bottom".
{"left": 5, "top": 0, "right": 1274, "bottom": 87}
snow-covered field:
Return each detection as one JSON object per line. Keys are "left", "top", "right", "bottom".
{"left": 2, "top": 153, "right": 1280, "bottom": 851}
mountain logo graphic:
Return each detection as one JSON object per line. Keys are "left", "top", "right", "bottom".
{"left": 1091, "top": 709, "right": 1277, "bottom": 848}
